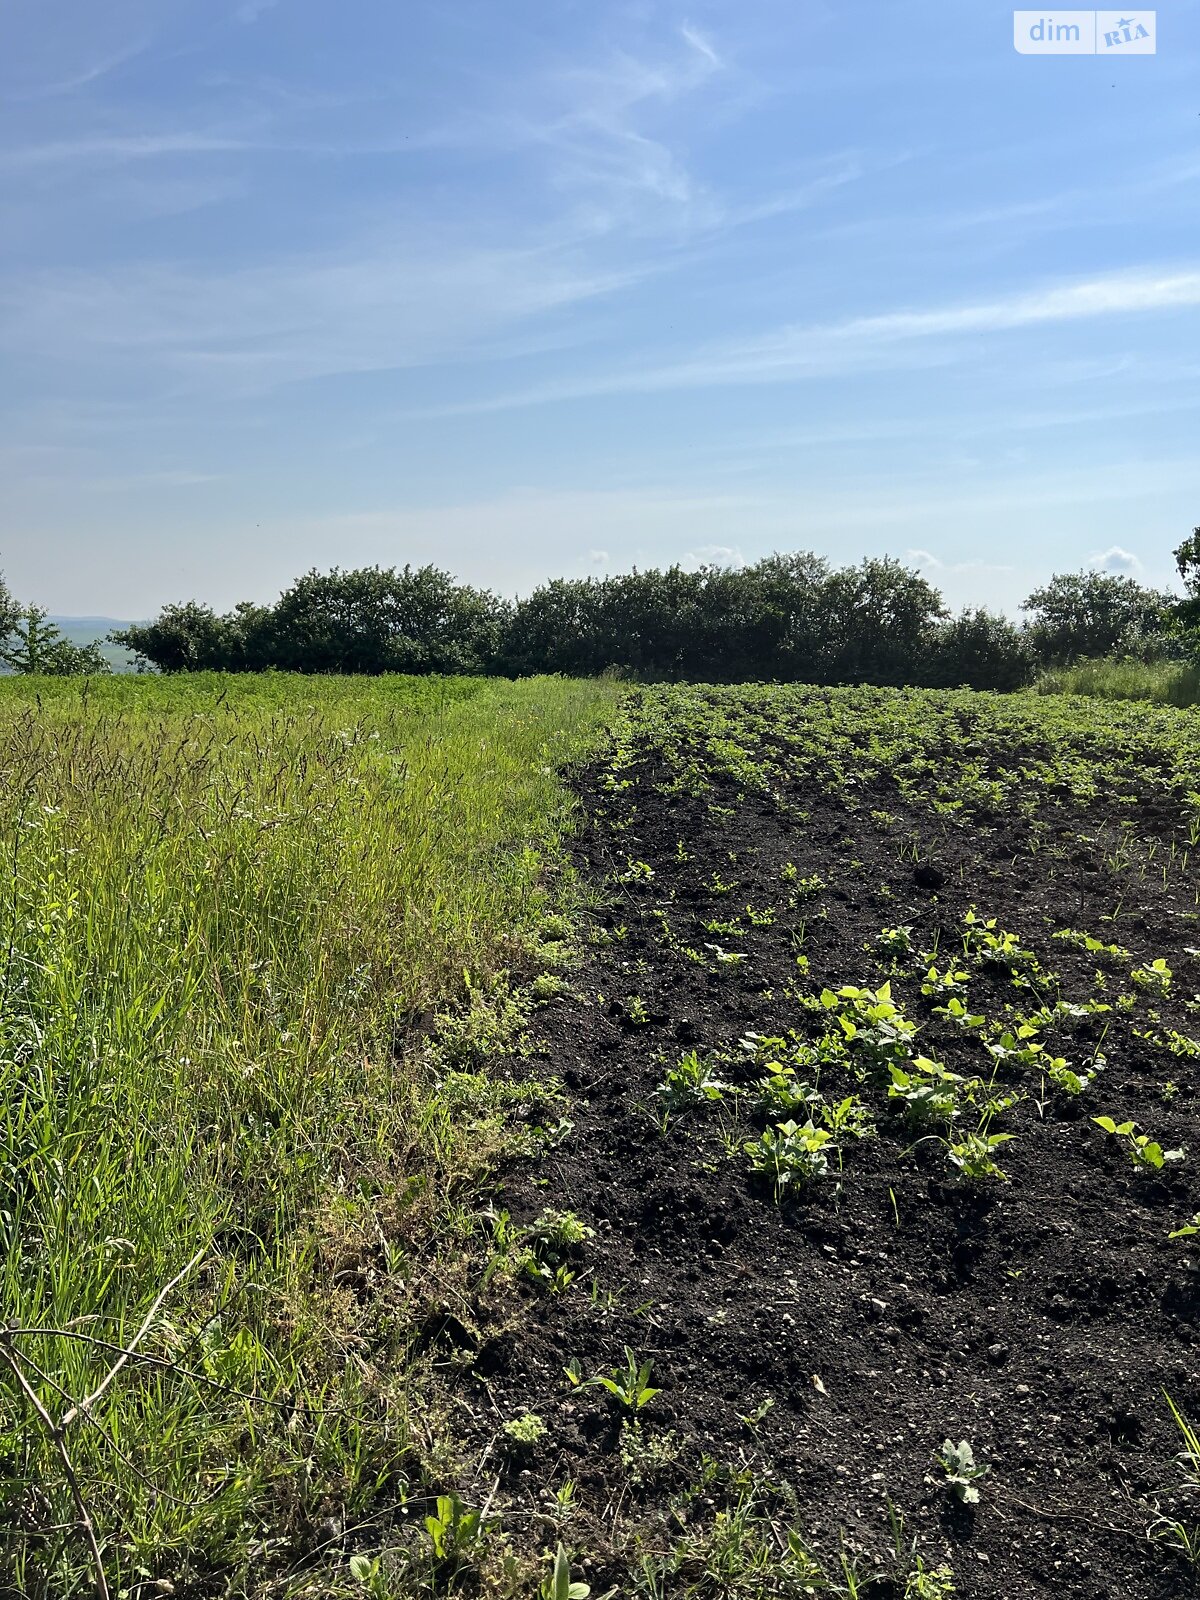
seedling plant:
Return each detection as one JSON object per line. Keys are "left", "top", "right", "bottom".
{"left": 936, "top": 1439, "right": 989, "bottom": 1504}
{"left": 1093, "top": 1115, "right": 1186, "bottom": 1171}
{"left": 745, "top": 1119, "right": 836, "bottom": 1197}
{"left": 590, "top": 1348, "right": 660, "bottom": 1412}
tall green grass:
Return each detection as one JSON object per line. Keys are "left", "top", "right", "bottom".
{"left": 0, "top": 673, "right": 618, "bottom": 1597}
{"left": 1034, "top": 656, "right": 1200, "bottom": 706}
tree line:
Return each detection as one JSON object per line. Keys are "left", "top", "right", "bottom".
{"left": 2, "top": 538, "right": 1197, "bottom": 686}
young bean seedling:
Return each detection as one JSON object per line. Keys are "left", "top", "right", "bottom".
{"left": 757, "top": 1064, "right": 821, "bottom": 1119}
{"left": 1093, "top": 1115, "right": 1186, "bottom": 1171}
{"left": 934, "top": 997, "right": 985, "bottom": 1031}
{"left": 876, "top": 924, "right": 914, "bottom": 961}
{"left": 946, "top": 1127, "right": 1013, "bottom": 1181}
{"left": 888, "top": 1058, "right": 963, "bottom": 1125}
{"left": 921, "top": 964, "right": 971, "bottom": 1001}
{"left": 823, "top": 1093, "right": 876, "bottom": 1141}
{"left": 745, "top": 1119, "right": 836, "bottom": 1197}
{"left": 1131, "top": 958, "right": 1172, "bottom": 995}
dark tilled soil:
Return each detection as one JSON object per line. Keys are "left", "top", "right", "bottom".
{"left": 453, "top": 748, "right": 1200, "bottom": 1599}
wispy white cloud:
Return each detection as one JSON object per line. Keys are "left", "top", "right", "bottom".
{"left": 0, "top": 18, "right": 882, "bottom": 403}
{"left": 0, "top": 0, "right": 192, "bottom": 102}
{"left": 1090, "top": 545, "right": 1142, "bottom": 574}
{"left": 14, "top": 37, "right": 152, "bottom": 99}
{"left": 417, "top": 265, "right": 1200, "bottom": 415}
{"left": 907, "top": 548, "right": 1013, "bottom": 576}
{"left": 679, "top": 24, "right": 722, "bottom": 69}
{"left": 0, "top": 228, "right": 661, "bottom": 389}
{"left": 833, "top": 271, "right": 1200, "bottom": 344}
{"left": 0, "top": 132, "right": 254, "bottom": 171}
{"left": 682, "top": 543, "right": 745, "bottom": 570}
{"left": 0, "top": 446, "right": 219, "bottom": 493}
{"left": 0, "top": 121, "right": 441, "bottom": 173}
{"left": 0, "top": 21, "right": 841, "bottom": 397}
{"left": 87, "top": 468, "right": 222, "bottom": 491}
{"left": 0, "top": 19, "right": 754, "bottom": 232}
{"left": 94, "top": 170, "right": 251, "bottom": 220}
{"left": 524, "top": 35, "right": 721, "bottom": 222}
{"left": 725, "top": 393, "right": 1200, "bottom": 458}
{"left": 414, "top": 23, "right": 748, "bottom": 237}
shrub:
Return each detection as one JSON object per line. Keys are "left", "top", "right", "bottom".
{"left": 1022, "top": 570, "right": 1176, "bottom": 666}
{"left": 920, "top": 608, "right": 1034, "bottom": 691}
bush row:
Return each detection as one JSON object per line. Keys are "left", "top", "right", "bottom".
{"left": 106, "top": 556, "right": 1184, "bottom": 689}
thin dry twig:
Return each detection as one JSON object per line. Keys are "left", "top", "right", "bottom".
{"left": 0, "top": 1338, "right": 110, "bottom": 1600}
{"left": 17, "top": 1347, "right": 226, "bottom": 1512}
{"left": 61, "top": 1247, "right": 206, "bottom": 1428}
{"left": 1, "top": 1248, "right": 207, "bottom": 1599}
{"left": 11, "top": 1326, "right": 309, "bottom": 1413}
{"left": 996, "top": 1487, "right": 1144, "bottom": 1539}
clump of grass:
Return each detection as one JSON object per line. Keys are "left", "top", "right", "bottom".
{"left": 0, "top": 673, "right": 618, "bottom": 1596}
{"left": 1034, "top": 657, "right": 1200, "bottom": 706}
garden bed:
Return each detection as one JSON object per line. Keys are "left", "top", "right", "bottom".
{"left": 454, "top": 685, "right": 1200, "bottom": 1599}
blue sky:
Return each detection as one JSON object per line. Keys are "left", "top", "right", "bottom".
{"left": 2, "top": 0, "right": 1198, "bottom": 617}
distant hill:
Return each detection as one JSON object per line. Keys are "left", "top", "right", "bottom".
{"left": 48, "top": 617, "right": 141, "bottom": 672}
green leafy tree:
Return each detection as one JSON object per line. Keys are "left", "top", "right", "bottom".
{"left": 1175, "top": 528, "right": 1200, "bottom": 594}
{"left": 1022, "top": 570, "right": 1174, "bottom": 664}
{"left": 112, "top": 602, "right": 237, "bottom": 673}
{"left": 117, "top": 567, "right": 508, "bottom": 676}
{"left": 503, "top": 553, "right": 844, "bottom": 682}
{"left": 0, "top": 566, "right": 19, "bottom": 641}
{"left": 500, "top": 577, "right": 605, "bottom": 677}
{"left": 266, "top": 565, "right": 508, "bottom": 674}
{"left": 1, "top": 607, "right": 111, "bottom": 675}
{"left": 922, "top": 608, "right": 1034, "bottom": 690}
{"left": 1172, "top": 528, "right": 1200, "bottom": 651}
{"left": 815, "top": 557, "right": 947, "bottom": 685}
{"left": 730, "top": 551, "right": 831, "bottom": 680}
